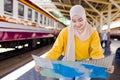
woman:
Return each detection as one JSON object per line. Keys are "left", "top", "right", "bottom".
{"left": 35, "top": 5, "right": 114, "bottom": 80}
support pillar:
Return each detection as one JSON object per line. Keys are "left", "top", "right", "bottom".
{"left": 99, "top": 12, "right": 103, "bottom": 41}
{"left": 105, "top": 3, "right": 112, "bottom": 56}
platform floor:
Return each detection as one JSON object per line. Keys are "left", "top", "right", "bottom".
{"left": 1, "top": 40, "right": 120, "bottom": 80}
{"left": 17, "top": 68, "right": 57, "bottom": 80}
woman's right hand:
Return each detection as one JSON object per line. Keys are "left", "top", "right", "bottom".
{"left": 35, "top": 64, "right": 42, "bottom": 72}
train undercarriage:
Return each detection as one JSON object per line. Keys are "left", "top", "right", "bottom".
{"left": 0, "top": 37, "right": 55, "bottom": 60}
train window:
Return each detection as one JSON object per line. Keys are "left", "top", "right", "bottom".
{"left": 35, "top": 12, "right": 38, "bottom": 22}
{"left": 4, "top": 0, "right": 13, "bottom": 15}
{"left": 28, "top": 8, "right": 32, "bottom": 21}
{"left": 46, "top": 17, "right": 49, "bottom": 26}
{"left": 46, "top": 18, "right": 49, "bottom": 26}
{"left": 48, "top": 18, "right": 50, "bottom": 26}
{"left": 50, "top": 20, "right": 52, "bottom": 27}
{"left": 49, "top": 19, "right": 51, "bottom": 27}
{"left": 52, "top": 21, "right": 54, "bottom": 27}
{"left": 44, "top": 16, "right": 46, "bottom": 25}
{"left": 40, "top": 14, "right": 42, "bottom": 24}
{"left": 18, "top": 3, "right": 24, "bottom": 18}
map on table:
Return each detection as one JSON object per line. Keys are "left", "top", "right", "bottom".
{"left": 32, "top": 54, "right": 114, "bottom": 79}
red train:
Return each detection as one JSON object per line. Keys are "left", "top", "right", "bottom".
{"left": 110, "top": 27, "right": 120, "bottom": 40}
{"left": 0, "top": 0, "right": 66, "bottom": 49}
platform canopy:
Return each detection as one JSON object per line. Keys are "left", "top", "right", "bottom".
{"left": 51, "top": 0, "right": 120, "bottom": 22}
{"left": 31, "top": 0, "right": 120, "bottom": 29}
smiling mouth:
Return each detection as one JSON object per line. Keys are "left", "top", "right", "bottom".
{"left": 75, "top": 25, "right": 83, "bottom": 28}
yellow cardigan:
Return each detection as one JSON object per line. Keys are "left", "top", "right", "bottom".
{"left": 45, "top": 27, "right": 104, "bottom": 60}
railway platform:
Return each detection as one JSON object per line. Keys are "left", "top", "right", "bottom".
{"left": 1, "top": 40, "right": 120, "bottom": 80}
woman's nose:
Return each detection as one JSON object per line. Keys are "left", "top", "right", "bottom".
{"left": 75, "top": 22, "right": 80, "bottom": 26}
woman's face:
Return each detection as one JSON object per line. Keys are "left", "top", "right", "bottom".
{"left": 71, "top": 15, "right": 85, "bottom": 29}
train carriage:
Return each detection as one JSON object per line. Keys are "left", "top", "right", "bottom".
{"left": 0, "top": 0, "right": 66, "bottom": 60}
{"left": 110, "top": 27, "right": 120, "bottom": 40}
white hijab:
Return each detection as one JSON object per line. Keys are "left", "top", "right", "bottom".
{"left": 62, "top": 5, "right": 95, "bottom": 61}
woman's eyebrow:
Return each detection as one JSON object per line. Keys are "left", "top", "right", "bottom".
{"left": 78, "top": 18, "right": 83, "bottom": 20}
{"left": 72, "top": 19, "right": 76, "bottom": 21}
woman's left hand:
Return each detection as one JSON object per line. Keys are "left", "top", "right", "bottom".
{"left": 106, "top": 65, "right": 114, "bottom": 74}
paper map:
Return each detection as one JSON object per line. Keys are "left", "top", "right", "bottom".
{"left": 32, "top": 54, "right": 114, "bottom": 79}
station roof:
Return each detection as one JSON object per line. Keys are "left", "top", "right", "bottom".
{"left": 31, "top": 0, "right": 120, "bottom": 26}
{"left": 51, "top": 0, "right": 120, "bottom": 21}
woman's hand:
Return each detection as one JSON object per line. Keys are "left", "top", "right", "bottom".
{"left": 107, "top": 65, "right": 114, "bottom": 74}
{"left": 35, "top": 64, "right": 42, "bottom": 72}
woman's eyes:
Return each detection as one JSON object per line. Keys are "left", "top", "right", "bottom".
{"left": 72, "top": 20, "right": 76, "bottom": 22}
{"left": 78, "top": 19, "right": 83, "bottom": 22}
{"left": 72, "top": 19, "right": 83, "bottom": 22}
